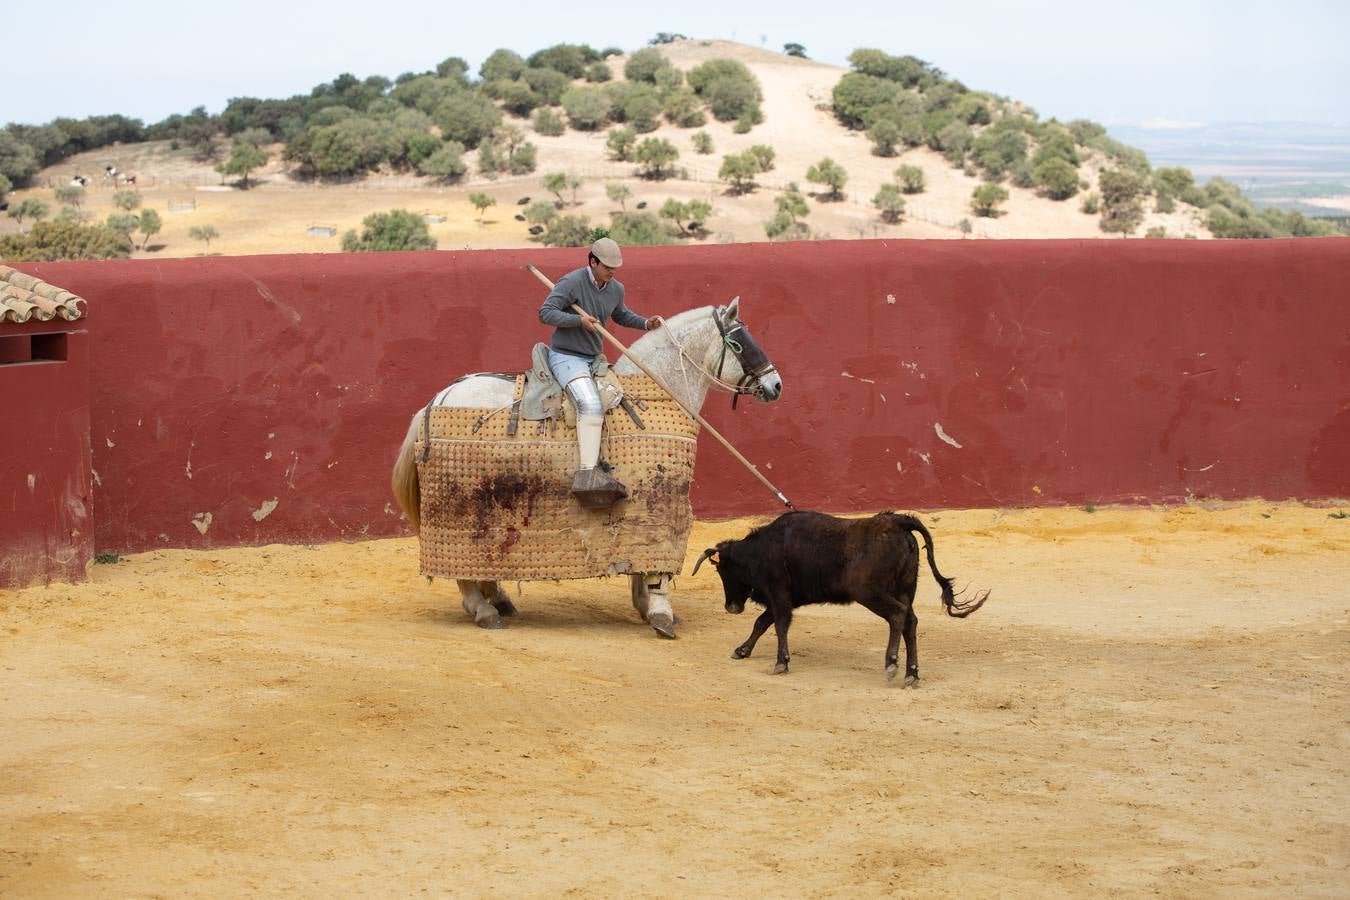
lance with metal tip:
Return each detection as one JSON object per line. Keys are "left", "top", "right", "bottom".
{"left": 526, "top": 262, "right": 793, "bottom": 509}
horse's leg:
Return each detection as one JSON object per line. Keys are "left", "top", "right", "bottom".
{"left": 457, "top": 579, "right": 506, "bottom": 630}
{"left": 631, "top": 573, "right": 678, "bottom": 639}
{"left": 483, "top": 580, "right": 518, "bottom": 617}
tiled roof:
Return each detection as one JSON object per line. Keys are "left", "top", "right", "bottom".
{"left": 0, "top": 266, "right": 87, "bottom": 324}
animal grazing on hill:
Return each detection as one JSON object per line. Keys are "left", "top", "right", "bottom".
{"left": 692, "top": 510, "right": 989, "bottom": 683}
{"left": 70, "top": 175, "right": 89, "bottom": 187}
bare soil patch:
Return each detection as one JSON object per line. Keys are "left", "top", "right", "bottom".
{"left": 2, "top": 502, "right": 1347, "bottom": 896}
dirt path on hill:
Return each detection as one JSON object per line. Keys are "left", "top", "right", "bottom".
{"left": 2, "top": 502, "right": 1348, "bottom": 897}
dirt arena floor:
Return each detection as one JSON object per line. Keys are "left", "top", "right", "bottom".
{"left": 2, "top": 502, "right": 1347, "bottom": 897}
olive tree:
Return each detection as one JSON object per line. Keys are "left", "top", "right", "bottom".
{"left": 805, "top": 158, "right": 847, "bottom": 200}
{"left": 137, "top": 209, "right": 163, "bottom": 249}
{"left": 605, "top": 182, "right": 632, "bottom": 210}
{"left": 469, "top": 192, "right": 496, "bottom": 223}
{"left": 633, "top": 138, "right": 678, "bottom": 179}
{"left": 606, "top": 127, "right": 637, "bottom": 161}
{"left": 873, "top": 183, "right": 906, "bottom": 223}
{"left": 341, "top": 209, "right": 436, "bottom": 251}
{"left": 970, "top": 183, "right": 1009, "bottom": 217}
{"left": 188, "top": 224, "right": 220, "bottom": 250}
{"left": 895, "top": 164, "right": 925, "bottom": 194}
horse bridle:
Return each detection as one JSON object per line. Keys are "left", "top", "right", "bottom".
{"left": 712, "top": 309, "right": 777, "bottom": 408}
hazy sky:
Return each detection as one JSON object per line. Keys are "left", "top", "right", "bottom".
{"left": 6, "top": 0, "right": 1347, "bottom": 128}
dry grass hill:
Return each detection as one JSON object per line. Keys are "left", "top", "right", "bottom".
{"left": 3, "top": 40, "right": 1209, "bottom": 259}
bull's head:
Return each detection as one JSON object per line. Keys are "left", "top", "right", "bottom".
{"left": 691, "top": 542, "right": 752, "bottom": 615}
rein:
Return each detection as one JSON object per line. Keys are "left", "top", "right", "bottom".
{"left": 662, "top": 309, "right": 777, "bottom": 405}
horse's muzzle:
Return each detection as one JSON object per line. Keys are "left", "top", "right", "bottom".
{"left": 755, "top": 372, "right": 783, "bottom": 402}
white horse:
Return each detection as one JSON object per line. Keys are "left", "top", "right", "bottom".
{"left": 390, "top": 297, "right": 784, "bottom": 637}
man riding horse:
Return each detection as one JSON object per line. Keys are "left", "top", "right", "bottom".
{"left": 538, "top": 238, "right": 663, "bottom": 508}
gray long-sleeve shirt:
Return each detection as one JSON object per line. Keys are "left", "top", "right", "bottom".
{"left": 538, "top": 266, "right": 648, "bottom": 357}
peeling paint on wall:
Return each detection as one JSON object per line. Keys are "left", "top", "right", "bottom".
{"left": 191, "top": 511, "right": 212, "bottom": 535}
{"left": 27, "top": 474, "right": 36, "bottom": 491}
{"left": 934, "top": 423, "right": 964, "bottom": 449}
{"left": 252, "top": 499, "right": 279, "bottom": 522}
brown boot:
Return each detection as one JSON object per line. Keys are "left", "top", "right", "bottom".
{"left": 571, "top": 467, "right": 628, "bottom": 509}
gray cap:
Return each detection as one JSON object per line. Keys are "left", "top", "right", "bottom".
{"left": 590, "top": 237, "right": 623, "bottom": 268}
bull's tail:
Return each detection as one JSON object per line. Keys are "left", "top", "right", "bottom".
{"left": 391, "top": 412, "right": 422, "bottom": 534}
{"left": 886, "top": 513, "right": 989, "bottom": 618}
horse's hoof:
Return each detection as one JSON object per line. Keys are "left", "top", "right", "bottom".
{"left": 772, "top": 663, "right": 789, "bottom": 675}
{"left": 476, "top": 614, "right": 506, "bottom": 630}
{"left": 494, "top": 599, "right": 518, "bottom": 617}
{"left": 649, "top": 612, "right": 677, "bottom": 639}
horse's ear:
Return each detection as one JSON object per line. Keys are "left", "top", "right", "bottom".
{"left": 722, "top": 296, "right": 741, "bottom": 322}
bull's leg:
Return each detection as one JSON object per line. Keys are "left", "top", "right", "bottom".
{"left": 732, "top": 609, "right": 774, "bottom": 659}
{"left": 483, "top": 580, "right": 518, "bottom": 617}
{"left": 630, "top": 573, "right": 679, "bottom": 639}
{"left": 902, "top": 602, "right": 920, "bottom": 686}
{"left": 859, "top": 596, "right": 910, "bottom": 683}
{"left": 770, "top": 604, "right": 793, "bottom": 675}
{"left": 456, "top": 579, "right": 506, "bottom": 630}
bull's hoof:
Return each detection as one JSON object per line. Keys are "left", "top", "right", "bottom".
{"left": 731, "top": 647, "right": 752, "bottom": 660}
{"left": 904, "top": 671, "right": 920, "bottom": 688}
{"left": 648, "top": 612, "right": 677, "bottom": 639}
{"left": 772, "top": 662, "right": 789, "bottom": 675}
{"left": 885, "top": 664, "right": 899, "bottom": 681}
{"left": 493, "top": 598, "right": 519, "bottom": 617}
{"left": 475, "top": 613, "right": 507, "bottom": 630}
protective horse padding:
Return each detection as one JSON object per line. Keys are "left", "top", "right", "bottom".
{"left": 416, "top": 373, "right": 700, "bottom": 580}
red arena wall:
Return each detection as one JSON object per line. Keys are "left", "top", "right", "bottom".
{"left": 14, "top": 238, "right": 1350, "bottom": 555}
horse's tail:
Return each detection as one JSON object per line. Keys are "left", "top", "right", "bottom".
{"left": 391, "top": 411, "right": 422, "bottom": 534}
{"left": 885, "top": 513, "right": 989, "bottom": 618}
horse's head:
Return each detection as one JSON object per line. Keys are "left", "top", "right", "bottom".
{"left": 714, "top": 297, "right": 782, "bottom": 403}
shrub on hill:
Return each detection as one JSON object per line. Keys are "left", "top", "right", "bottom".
{"left": 896, "top": 165, "right": 925, "bottom": 194}
{"left": 972, "top": 127, "right": 1029, "bottom": 181}
{"left": 970, "top": 183, "right": 1009, "bottom": 217}
{"left": 806, "top": 158, "right": 848, "bottom": 200}
{"left": 0, "top": 219, "right": 131, "bottom": 261}
{"left": 662, "top": 90, "right": 706, "bottom": 128}
{"left": 625, "top": 48, "right": 673, "bottom": 84}
{"left": 1098, "top": 168, "right": 1148, "bottom": 234}
{"left": 0, "top": 131, "right": 44, "bottom": 187}
{"left": 608, "top": 211, "right": 674, "bottom": 245}
{"left": 846, "top": 49, "right": 941, "bottom": 89}
{"left": 764, "top": 185, "right": 811, "bottom": 240}
{"left": 585, "top": 62, "right": 612, "bottom": 83}
{"left": 523, "top": 68, "right": 570, "bottom": 106}
{"left": 633, "top": 138, "right": 679, "bottom": 179}
{"left": 687, "top": 59, "right": 763, "bottom": 123}
{"left": 606, "top": 127, "right": 637, "bottom": 161}
{"left": 873, "top": 183, "right": 906, "bottom": 223}
{"left": 541, "top": 214, "right": 592, "bottom": 247}
{"left": 532, "top": 108, "right": 566, "bottom": 137}
{"left": 831, "top": 73, "right": 903, "bottom": 129}
{"left": 562, "top": 87, "right": 613, "bottom": 131}
{"left": 389, "top": 76, "right": 463, "bottom": 117}
{"left": 528, "top": 44, "right": 599, "bottom": 79}
{"left": 416, "top": 141, "right": 468, "bottom": 181}
{"left": 432, "top": 93, "right": 502, "bottom": 149}
{"left": 341, "top": 209, "right": 436, "bottom": 252}
{"left": 480, "top": 49, "right": 527, "bottom": 82}
{"left": 1033, "top": 157, "right": 1078, "bottom": 200}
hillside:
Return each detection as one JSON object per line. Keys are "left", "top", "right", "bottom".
{"left": 2, "top": 40, "right": 1212, "bottom": 259}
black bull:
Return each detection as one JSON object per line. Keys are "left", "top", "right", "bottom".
{"left": 692, "top": 511, "right": 989, "bottom": 683}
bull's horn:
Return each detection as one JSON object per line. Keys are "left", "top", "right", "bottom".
{"left": 690, "top": 548, "right": 719, "bottom": 576}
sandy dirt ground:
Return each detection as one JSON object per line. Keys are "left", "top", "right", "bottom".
{"left": 2, "top": 501, "right": 1347, "bottom": 897}
{"left": 1, "top": 41, "right": 1211, "bottom": 261}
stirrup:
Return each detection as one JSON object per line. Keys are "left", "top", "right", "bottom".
{"left": 571, "top": 467, "right": 628, "bottom": 509}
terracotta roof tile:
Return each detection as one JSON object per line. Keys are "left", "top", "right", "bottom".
{"left": 0, "top": 266, "right": 87, "bottom": 324}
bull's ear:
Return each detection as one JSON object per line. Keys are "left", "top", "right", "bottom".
{"left": 690, "top": 548, "right": 720, "bottom": 575}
